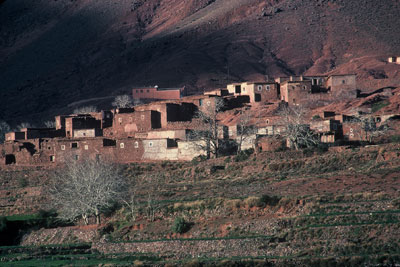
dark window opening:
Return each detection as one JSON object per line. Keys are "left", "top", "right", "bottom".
{"left": 71, "top": 143, "right": 78, "bottom": 148}
{"left": 50, "top": 155, "right": 55, "bottom": 162}
{"left": 5, "top": 154, "right": 16, "bottom": 165}
{"left": 146, "top": 89, "right": 149, "bottom": 93}
{"left": 235, "top": 85, "right": 241, "bottom": 94}
{"left": 255, "top": 94, "right": 261, "bottom": 102}
{"left": 74, "top": 155, "right": 79, "bottom": 160}
{"left": 140, "top": 90, "right": 143, "bottom": 93}
{"left": 342, "top": 80, "right": 346, "bottom": 84}
{"left": 103, "top": 139, "right": 116, "bottom": 147}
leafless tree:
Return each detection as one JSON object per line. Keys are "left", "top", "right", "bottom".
{"left": 122, "top": 191, "right": 140, "bottom": 222}
{"left": 44, "top": 120, "right": 56, "bottom": 128}
{"left": 350, "top": 114, "right": 389, "bottom": 143}
{"left": 50, "top": 159, "right": 126, "bottom": 225}
{"left": 112, "top": 95, "right": 133, "bottom": 108}
{"left": 236, "top": 109, "right": 256, "bottom": 154}
{"left": 190, "top": 97, "right": 225, "bottom": 159}
{"left": 133, "top": 98, "right": 143, "bottom": 106}
{"left": 73, "top": 106, "right": 98, "bottom": 114}
{"left": 0, "top": 121, "right": 10, "bottom": 143}
{"left": 279, "top": 105, "right": 320, "bottom": 150}
{"left": 15, "top": 122, "right": 34, "bottom": 131}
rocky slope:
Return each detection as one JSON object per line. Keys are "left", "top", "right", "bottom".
{"left": 1, "top": 0, "right": 400, "bottom": 124}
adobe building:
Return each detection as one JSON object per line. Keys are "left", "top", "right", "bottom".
{"left": 280, "top": 80, "right": 312, "bottom": 105}
{"left": 326, "top": 74, "right": 357, "bottom": 99}
{"left": 226, "top": 82, "right": 279, "bottom": 104}
{"left": 132, "top": 86, "right": 186, "bottom": 100}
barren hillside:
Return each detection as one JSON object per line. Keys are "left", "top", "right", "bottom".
{"left": 1, "top": 0, "right": 400, "bottom": 124}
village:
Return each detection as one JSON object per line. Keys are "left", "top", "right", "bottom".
{"left": 1, "top": 73, "right": 399, "bottom": 167}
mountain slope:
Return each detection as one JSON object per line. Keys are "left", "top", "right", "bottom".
{"left": 1, "top": 0, "right": 400, "bottom": 124}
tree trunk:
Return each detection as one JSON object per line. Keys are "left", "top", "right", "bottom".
{"left": 95, "top": 208, "right": 101, "bottom": 225}
{"left": 82, "top": 214, "right": 89, "bottom": 225}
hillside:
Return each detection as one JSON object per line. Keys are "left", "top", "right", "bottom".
{"left": 0, "top": 143, "right": 400, "bottom": 265}
{"left": 1, "top": 0, "right": 400, "bottom": 124}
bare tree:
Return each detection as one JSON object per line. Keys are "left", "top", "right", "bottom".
{"left": 50, "top": 159, "right": 126, "bottom": 225}
{"left": 73, "top": 106, "right": 98, "bottom": 114}
{"left": 350, "top": 114, "right": 389, "bottom": 143}
{"left": 279, "top": 105, "right": 320, "bottom": 150}
{"left": 15, "top": 122, "right": 34, "bottom": 131}
{"left": 133, "top": 98, "right": 143, "bottom": 106}
{"left": 236, "top": 110, "right": 256, "bottom": 154}
{"left": 112, "top": 95, "right": 133, "bottom": 108}
{"left": 44, "top": 120, "right": 56, "bottom": 128}
{"left": 0, "top": 121, "right": 10, "bottom": 143}
{"left": 191, "top": 97, "right": 225, "bottom": 159}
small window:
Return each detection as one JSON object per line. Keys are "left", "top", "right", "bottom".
{"left": 342, "top": 80, "right": 346, "bottom": 84}
{"left": 199, "top": 99, "right": 203, "bottom": 106}
{"left": 207, "top": 101, "right": 211, "bottom": 106}
{"left": 350, "top": 133, "right": 354, "bottom": 138}
{"left": 146, "top": 89, "right": 149, "bottom": 93}
{"left": 74, "top": 155, "right": 79, "bottom": 160}
{"left": 149, "top": 142, "right": 153, "bottom": 147}
{"left": 266, "top": 119, "right": 270, "bottom": 124}
{"left": 134, "top": 141, "right": 139, "bottom": 148}
{"left": 350, "top": 128, "right": 353, "bottom": 133}
{"left": 257, "top": 85, "right": 262, "bottom": 91}
{"left": 293, "top": 99, "right": 296, "bottom": 103}
{"left": 48, "top": 147, "right": 51, "bottom": 150}
{"left": 120, "top": 143, "right": 125, "bottom": 149}
{"left": 302, "top": 86, "right": 306, "bottom": 90}
{"left": 61, "top": 145, "right": 65, "bottom": 150}
{"left": 118, "top": 117, "right": 123, "bottom": 123}
{"left": 265, "top": 85, "right": 270, "bottom": 91}
{"left": 50, "top": 155, "right": 55, "bottom": 162}
{"left": 71, "top": 143, "right": 78, "bottom": 148}
{"left": 84, "top": 145, "right": 89, "bottom": 150}
{"left": 242, "top": 87, "right": 246, "bottom": 92}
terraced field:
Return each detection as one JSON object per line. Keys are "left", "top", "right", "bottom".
{"left": 0, "top": 143, "right": 399, "bottom": 266}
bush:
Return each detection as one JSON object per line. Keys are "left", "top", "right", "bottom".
{"left": 18, "top": 177, "right": 28, "bottom": 188}
{"left": 234, "top": 148, "right": 254, "bottom": 162}
{"left": 172, "top": 217, "right": 191, "bottom": 234}
{"left": 259, "top": 194, "right": 281, "bottom": 207}
{"left": 0, "top": 216, "right": 7, "bottom": 233}
{"left": 391, "top": 135, "right": 400, "bottom": 143}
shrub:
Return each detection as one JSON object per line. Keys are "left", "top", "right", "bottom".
{"left": 391, "top": 135, "right": 400, "bottom": 143}
{"left": 259, "top": 194, "right": 281, "bottom": 207}
{"left": 0, "top": 216, "right": 7, "bottom": 233}
{"left": 18, "top": 177, "right": 28, "bottom": 188}
{"left": 172, "top": 217, "right": 191, "bottom": 234}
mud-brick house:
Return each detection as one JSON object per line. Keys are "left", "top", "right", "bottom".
{"left": 55, "top": 114, "right": 103, "bottom": 138}
{"left": 5, "top": 128, "right": 65, "bottom": 141}
{"left": 135, "top": 101, "right": 197, "bottom": 129}
{"left": 342, "top": 121, "right": 365, "bottom": 141}
{"left": 310, "top": 119, "right": 342, "bottom": 143}
{"left": 326, "top": 74, "right": 357, "bottom": 99}
{"left": 132, "top": 86, "right": 186, "bottom": 100}
{"left": 0, "top": 138, "right": 57, "bottom": 166}
{"left": 256, "top": 136, "right": 284, "bottom": 152}
{"left": 53, "top": 137, "right": 144, "bottom": 163}
{"left": 103, "top": 108, "right": 162, "bottom": 138}
{"left": 280, "top": 80, "right": 312, "bottom": 105}
{"left": 226, "top": 82, "right": 279, "bottom": 104}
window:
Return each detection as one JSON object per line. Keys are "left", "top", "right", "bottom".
{"left": 293, "top": 99, "right": 296, "bottom": 103}
{"left": 61, "top": 145, "right": 65, "bottom": 150}
{"left": 350, "top": 133, "right": 354, "bottom": 138}
{"left": 342, "top": 80, "right": 346, "bottom": 84}
{"left": 140, "top": 90, "right": 143, "bottom": 93}
{"left": 118, "top": 117, "right": 123, "bottom": 123}
{"left": 350, "top": 128, "right": 353, "bottom": 133}
{"left": 199, "top": 99, "right": 203, "bottom": 106}
{"left": 146, "top": 89, "right": 149, "bottom": 93}
{"left": 134, "top": 141, "right": 139, "bottom": 148}
{"left": 120, "top": 143, "right": 125, "bottom": 149}
{"left": 50, "top": 155, "right": 55, "bottom": 162}
{"left": 48, "top": 147, "right": 51, "bottom": 150}
{"left": 266, "top": 119, "right": 270, "bottom": 124}
{"left": 74, "top": 155, "right": 79, "bottom": 160}
{"left": 207, "top": 101, "right": 211, "bottom": 106}
{"left": 302, "top": 86, "right": 306, "bottom": 90}
{"left": 242, "top": 87, "right": 246, "bottom": 92}
{"left": 84, "top": 145, "right": 89, "bottom": 150}
{"left": 257, "top": 85, "right": 262, "bottom": 91}
{"left": 265, "top": 85, "right": 270, "bottom": 91}
{"left": 71, "top": 143, "right": 78, "bottom": 148}
{"left": 149, "top": 142, "right": 153, "bottom": 147}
